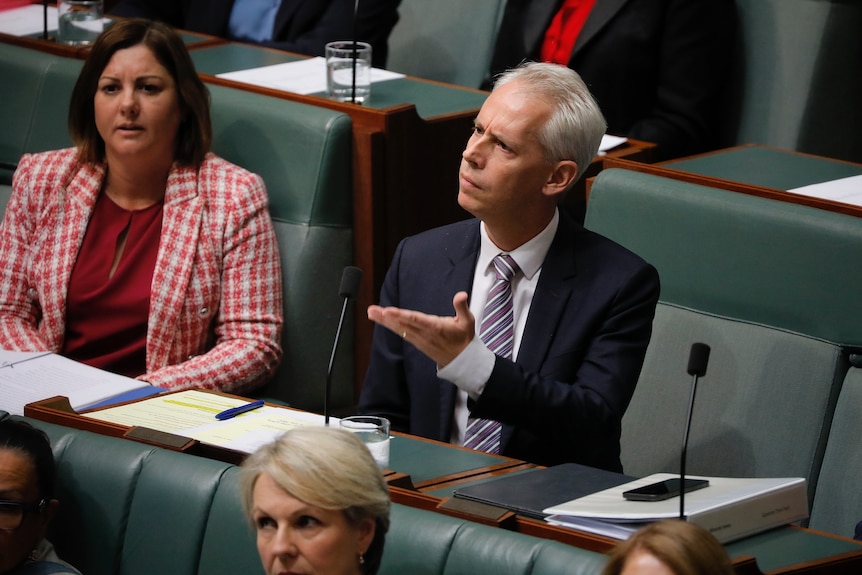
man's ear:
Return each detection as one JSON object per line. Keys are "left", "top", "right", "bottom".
{"left": 542, "top": 160, "right": 579, "bottom": 198}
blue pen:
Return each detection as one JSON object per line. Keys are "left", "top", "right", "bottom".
{"left": 215, "top": 399, "right": 265, "bottom": 420}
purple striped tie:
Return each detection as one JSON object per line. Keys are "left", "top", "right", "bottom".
{"left": 464, "top": 254, "right": 519, "bottom": 454}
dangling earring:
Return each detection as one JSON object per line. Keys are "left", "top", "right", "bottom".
{"left": 359, "top": 553, "right": 365, "bottom": 565}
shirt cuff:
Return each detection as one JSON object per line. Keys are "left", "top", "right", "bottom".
{"left": 437, "top": 334, "right": 495, "bottom": 399}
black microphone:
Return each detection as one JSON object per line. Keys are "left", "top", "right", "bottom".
{"left": 351, "top": 0, "right": 360, "bottom": 103}
{"left": 43, "top": 0, "right": 48, "bottom": 40}
{"left": 325, "top": 266, "right": 363, "bottom": 425}
{"left": 680, "top": 342, "right": 710, "bottom": 519}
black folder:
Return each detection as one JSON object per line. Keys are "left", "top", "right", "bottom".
{"left": 452, "top": 463, "right": 636, "bottom": 520}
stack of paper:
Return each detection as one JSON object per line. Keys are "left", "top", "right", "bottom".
{"left": 543, "top": 473, "right": 808, "bottom": 544}
{"left": 0, "top": 350, "right": 157, "bottom": 415}
{"left": 85, "top": 389, "right": 332, "bottom": 454}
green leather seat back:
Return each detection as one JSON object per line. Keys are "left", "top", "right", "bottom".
{"left": 584, "top": 168, "right": 862, "bottom": 503}
{"left": 586, "top": 169, "right": 862, "bottom": 345}
{"left": 46, "top": 427, "right": 158, "bottom": 575}
{"left": 207, "top": 84, "right": 355, "bottom": 411}
{"left": 25, "top": 418, "right": 608, "bottom": 575}
{"left": 809, "top": 366, "right": 862, "bottom": 539}
{"left": 0, "top": 44, "right": 77, "bottom": 184}
{"left": 25, "top": 56, "right": 81, "bottom": 155}
{"left": 385, "top": 0, "right": 507, "bottom": 89}
{"left": 724, "top": 0, "right": 862, "bottom": 163}
{"left": 120, "top": 451, "right": 231, "bottom": 575}
{"left": 380, "top": 504, "right": 606, "bottom": 575}
{"left": 197, "top": 467, "right": 265, "bottom": 575}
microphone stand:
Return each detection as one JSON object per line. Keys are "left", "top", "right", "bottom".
{"left": 351, "top": 0, "right": 360, "bottom": 103}
{"left": 43, "top": 0, "right": 49, "bottom": 40}
{"left": 324, "top": 267, "right": 363, "bottom": 425}
{"left": 680, "top": 342, "right": 710, "bottom": 519}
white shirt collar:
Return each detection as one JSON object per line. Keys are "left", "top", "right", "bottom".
{"left": 478, "top": 209, "right": 560, "bottom": 279}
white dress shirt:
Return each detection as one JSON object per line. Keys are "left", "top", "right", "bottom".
{"left": 439, "top": 209, "right": 560, "bottom": 445}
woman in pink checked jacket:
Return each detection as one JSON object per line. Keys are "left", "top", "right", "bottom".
{"left": 0, "top": 19, "right": 283, "bottom": 394}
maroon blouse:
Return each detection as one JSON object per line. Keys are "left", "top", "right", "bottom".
{"left": 62, "top": 192, "right": 164, "bottom": 377}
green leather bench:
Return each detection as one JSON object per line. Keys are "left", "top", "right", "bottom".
{"left": 584, "top": 168, "right": 862, "bottom": 535}
{"left": 808, "top": 364, "right": 862, "bottom": 539}
{"left": 0, "top": 41, "right": 355, "bottom": 411}
{"left": 18, "top": 416, "right": 607, "bottom": 575}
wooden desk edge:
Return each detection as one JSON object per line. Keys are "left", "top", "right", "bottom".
{"left": 599, "top": 152, "right": 862, "bottom": 219}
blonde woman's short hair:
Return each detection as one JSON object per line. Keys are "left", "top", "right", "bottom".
{"left": 241, "top": 426, "right": 391, "bottom": 574}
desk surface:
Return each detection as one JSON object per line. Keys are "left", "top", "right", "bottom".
{"left": 664, "top": 146, "right": 862, "bottom": 191}
{"left": 601, "top": 145, "right": 862, "bottom": 219}
{"left": 188, "top": 43, "right": 489, "bottom": 119}
{"left": 424, "top": 470, "right": 862, "bottom": 575}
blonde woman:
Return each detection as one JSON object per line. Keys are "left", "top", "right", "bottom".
{"left": 241, "top": 426, "right": 390, "bottom": 575}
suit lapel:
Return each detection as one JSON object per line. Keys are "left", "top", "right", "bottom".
{"left": 500, "top": 215, "right": 580, "bottom": 449}
{"left": 438, "top": 222, "right": 481, "bottom": 435}
{"left": 146, "top": 164, "right": 203, "bottom": 369}
{"left": 272, "top": 0, "right": 303, "bottom": 39}
{"left": 41, "top": 164, "right": 105, "bottom": 350}
{"left": 572, "top": 0, "right": 630, "bottom": 55}
{"left": 523, "top": 0, "right": 563, "bottom": 57}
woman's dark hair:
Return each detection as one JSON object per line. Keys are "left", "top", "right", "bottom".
{"left": 0, "top": 419, "right": 56, "bottom": 500}
{"left": 68, "top": 18, "right": 212, "bottom": 166}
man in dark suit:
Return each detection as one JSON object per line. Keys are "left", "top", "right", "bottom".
{"left": 359, "top": 62, "right": 660, "bottom": 472}
{"left": 487, "top": 0, "right": 735, "bottom": 160}
{"left": 110, "top": 0, "right": 400, "bottom": 67}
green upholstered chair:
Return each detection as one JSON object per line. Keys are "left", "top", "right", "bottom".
{"left": 808, "top": 365, "right": 862, "bottom": 539}
{"left": 26, "top": 417, "right": 608, "bottom": 575}
{"left": 723, "top": 0, "right": 862, "bottom": 163}
{"left": 584, "top": 169, "right": 862, "bottom": 514}
{"left": 384, "top": 0, "right": 507, "bottom": 89}
{"left": 0, "top": 44, "right": 80, "bottom": 186}
{"left": 206, "top": 84, "right": 355, "bottom": 412}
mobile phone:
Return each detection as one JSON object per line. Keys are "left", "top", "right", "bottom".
{"left": 622, "top": 478, "right": 710, "bottom": 502}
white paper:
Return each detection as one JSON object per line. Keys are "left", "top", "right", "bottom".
{"left": 599, "top": 134, "right": 628, "bottom": 153}
{"left": 0, "top": 350, "right": 150, "bottom": 415}
{"left": 216, "top": 57, "right": 405, "bottom": 95}
{"left": 786, "top": 174, "right": 862, "bottom": 206}
{"left": 0, "top": 5, "right": 58, "bottom": 36}
{"left": 543, "top": 473, "right": 805, "bottom": 520}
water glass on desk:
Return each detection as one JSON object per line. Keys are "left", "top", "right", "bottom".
{"left": 340, "top": 415, "right": 390, "bottom": 469}
{"left": 57, "top": 0, "right": 104, "bottom": 46}
{"left": 325, "top": 41, "right": 372, "bottom": 104}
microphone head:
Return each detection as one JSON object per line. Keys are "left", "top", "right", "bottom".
{"left": 339, "top": 266, "right": 363, "bottom": 300}
{"left": 687, "top": 343, "right": 711, "bottom": 377}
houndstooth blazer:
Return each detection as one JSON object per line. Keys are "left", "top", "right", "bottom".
{"left": 0, "top": 148, "right": 283, "bottom": 393}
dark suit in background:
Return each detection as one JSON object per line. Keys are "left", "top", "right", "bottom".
{"left": 488, "top": 0, "right": 735, "bottom": 160}
{"left": 110, "top": 0, "right": 401, "bottom": 67}
{"left": 359, "top": 212, "right": 659, "bottom": 471}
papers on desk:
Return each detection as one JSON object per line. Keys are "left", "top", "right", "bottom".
{"left": 0, "top": 5, "right": 58, "bottom": 36}
{"left": 786, "top": 174, "right": 862, "bottom": 206}
{"left": 598, "top": 134, "right": 628, "bottom": 154}
{"left": 85, "top": 389, "right": 333, "bottom": 454}
{"left": 0, "top": 350, "right": 156, "bottom": 415}
{"left": 216, "top": 57, "right": 405, "bottom": 95}
{"left": 543, "top": 473, "right": 808, "bottom": 544}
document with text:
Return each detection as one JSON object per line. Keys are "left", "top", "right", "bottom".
{"left": 0, "top": 350, "right": 154, "bottom": 415}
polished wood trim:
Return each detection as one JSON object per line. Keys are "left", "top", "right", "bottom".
{"left": 598, "top": 145, "right": 862, "bottom": 219}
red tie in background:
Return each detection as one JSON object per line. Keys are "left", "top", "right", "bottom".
{"left": 540, "top": 0, "right": 597, "bottom": 65}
